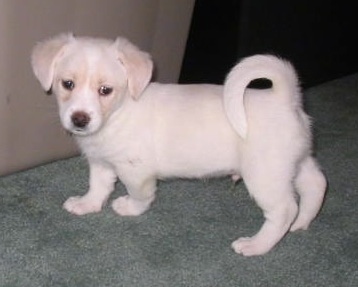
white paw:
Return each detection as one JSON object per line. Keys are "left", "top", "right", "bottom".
{"left": 231, "top": 174, "right": 241, "bottom": 182}
{"left": 290, "top": 218, "right": 310, "bottom": 232}
{"left": 231, "top": 236, "right": 272, "bottom": 257}
{"left": 112, "top": 195, "right": 152, "bottom": 216}
{"left": 63, "top": 196, "right": 102, "bottom": 215}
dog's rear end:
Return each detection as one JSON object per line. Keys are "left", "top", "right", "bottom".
{"left": 224, "top": 55, "right": 327, "bottom": 255}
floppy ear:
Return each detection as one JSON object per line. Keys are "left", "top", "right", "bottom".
{"left": 114, "top": 37, "right": 153, "bottom": 100}
{"left": 31, "top": 33, "right": 74, "bottom": 93}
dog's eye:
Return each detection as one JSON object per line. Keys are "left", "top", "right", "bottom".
{"left": 62, "top": 80, "right": 75, "bottom": 91}
{"left": 98, "top": 86, "right": 113, "bottom": 96}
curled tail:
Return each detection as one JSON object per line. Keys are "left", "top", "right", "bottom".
{"left": 223, "top": 54, "right": 301, "bottom": 138}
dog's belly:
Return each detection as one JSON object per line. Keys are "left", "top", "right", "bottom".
{"left": 157, "top": 153, "right": 241, "bottom": 179}
{"left": 155, "top": 131, "right": 242, "bottom": 179}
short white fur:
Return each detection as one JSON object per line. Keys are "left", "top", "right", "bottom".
{"left": 31, "top": 33, "right": 327, "bottom": 256}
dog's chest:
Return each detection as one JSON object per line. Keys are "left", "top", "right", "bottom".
{"left": 76, "top": 132, "right": 127, "bottom": 163}
{"left": 75, "top": 126, "right": 152, "bottom": 169}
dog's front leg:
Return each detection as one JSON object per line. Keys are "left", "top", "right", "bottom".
{"left": 63, "top": 161, "right": 117, "bottom": 215}
{"left": 112, "top": 168, "right": 156, "bottom": 216}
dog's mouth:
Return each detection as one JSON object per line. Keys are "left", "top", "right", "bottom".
{"left": 67, "top": 125, "right": 102, "bottom": 137}
{"left": 65, "top": 123, "right": 104, "bottom": 137}
{"left": 69, "top": 127, "right": 90, "bottom": 136}
{"left": 63, "top": 127, "right": 88, "bottom": 137}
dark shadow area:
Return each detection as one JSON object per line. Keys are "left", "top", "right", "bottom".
{"left": 179, "top": 0, "right": 358, "bottom": 88}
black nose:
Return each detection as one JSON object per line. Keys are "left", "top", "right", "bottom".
{"left": 71, "top": 111, "right": 91, "bottom": 128}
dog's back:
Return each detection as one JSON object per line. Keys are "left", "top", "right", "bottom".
{"left": 141, "top": 82, "right": 243, "bottom": 178}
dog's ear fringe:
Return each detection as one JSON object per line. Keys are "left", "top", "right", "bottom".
{"left": 31, "top": 32, "right": 75, "bottom": 93}
{"left": 46, "top": 87, "right": 53, "bottom": 95}
{"left": 113, "top": 37, "right": 153, "bottom": 100}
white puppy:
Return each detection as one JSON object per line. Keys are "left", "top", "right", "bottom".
{"left": 31, "top": 33, "right": 327, "bottom": 256}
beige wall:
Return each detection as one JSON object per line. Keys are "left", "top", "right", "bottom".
{"left": 0, "top": 0, "right": 195, "bottom": 176}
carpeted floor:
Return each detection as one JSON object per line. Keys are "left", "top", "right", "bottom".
{"left": 1, "top": 74, "right": 357, "bottom": 287}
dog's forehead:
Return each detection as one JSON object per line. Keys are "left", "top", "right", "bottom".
{"left": 57, "top": 40, "right": 126, "bottom": 81}
{"left": 65, "top": 40, "right": 115, "bottom": 67}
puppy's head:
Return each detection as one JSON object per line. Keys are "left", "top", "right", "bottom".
{"left": 31, "top": 33, "right": 153, "bottom": 136}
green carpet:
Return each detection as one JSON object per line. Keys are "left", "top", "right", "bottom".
{"left": 1, "top": 74, "right": 357, "bottom": 286}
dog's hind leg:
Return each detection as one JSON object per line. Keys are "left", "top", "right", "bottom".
{"left": 232, "top": 166, "right": 298, "bottom": 256}
{"left": 290, "top": 156, "right": 327, "bottom": 231}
